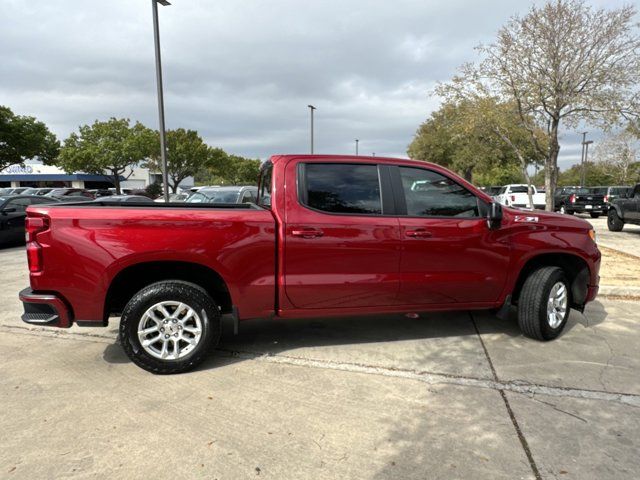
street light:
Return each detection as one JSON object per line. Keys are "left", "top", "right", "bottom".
{"left": 583, "top": 139, "right": 594, "bottom": 186}
{"left": 355, "top": 139, "right": 359, "bottom": 156}
{"left": 152, "top": 0, "right": 170, "bottom": 202}
{"left": 579, "top": 131, "right": 588, "bottom": 187}
{"left": 308, "top": 105, "right": 316, "bottom": 154}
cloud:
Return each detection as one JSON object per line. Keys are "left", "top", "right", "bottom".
{"left": 0, "top": 0, "right": 627, "bottom": 166}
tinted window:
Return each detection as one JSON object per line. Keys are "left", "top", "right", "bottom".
{"left": 399, "top": 167, "right": 479, "bottom": 217}
{"left": 303, "top": 163, "right": 381, "bottom": 215}
{"left": 509, "top": 186, "right": 530, "bottom": 193}
{"left": 258, "top": 161, "right": 272, "bottom": 208}
{"left": 7, "top": 198, "right": 31, "bottom": 212}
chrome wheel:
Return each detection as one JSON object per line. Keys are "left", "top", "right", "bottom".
{"left": 546, "top": 282, "right": 568, "bottom": 328}
{"left": 137, "top": 301, "right": 203, "bottom": 360}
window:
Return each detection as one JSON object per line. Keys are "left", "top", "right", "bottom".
{"left": 302, "top": 163, "right": 382, "bottom": 215}
{"left": 258, "top": 161, "right": 272, "bottom": 208}
{"left": 241, "top": 190, "right": 256, "bottom": 203}
{"left": 7, "top": 198, "right": 31, "bottom": 212}
{"left": 399, "top": 167, "right": 479, "bottom": 217}
{"left": 509, "top": 186, "right": 530, "bottom": 194}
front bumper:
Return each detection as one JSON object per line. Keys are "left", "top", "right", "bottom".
{"left": 19, "top": 288, "right": 73, "bottom": 328}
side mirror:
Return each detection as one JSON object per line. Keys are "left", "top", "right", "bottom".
{"left": 1, "top": 207, "right": 17, "bottom": 214}
{"left": 487, "top": 202, "right": 503, "bottom": 230}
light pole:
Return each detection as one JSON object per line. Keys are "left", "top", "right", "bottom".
{"left": 579, "top": 131, "right": 588, "bottom": 187}
{"left": 583, "top": 139, "right": 594, "bottom": 186}
{"left": 152, "top": 0, "right": 170, "bottom": 202}
{"left": 307, "top": 105, "right": 316, "bottom": 154}
{"left": 355, "top": 139, "right": 359, "bottom": 156}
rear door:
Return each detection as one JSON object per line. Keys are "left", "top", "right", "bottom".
{"left": 392, "top": 165, "right": 510, "bottom": 305}
{"left": 283, "top": 161, "right": 401, "bottom": 309}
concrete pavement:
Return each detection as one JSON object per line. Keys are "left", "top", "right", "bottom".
{"left": 1, "top": 246, "right": 639, "bottom": 479}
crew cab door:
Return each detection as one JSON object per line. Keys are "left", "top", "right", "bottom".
{"left": 283, "top": 160, "right": 401, "bottom": 309}
{"left": 391, "top": 166, "right": 510, "bottom": 305}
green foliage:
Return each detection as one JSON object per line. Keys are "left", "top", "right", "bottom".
{"left": 145, "top": 182, "right": 163, "bottom": 199}
{"left": 145, "top": 128, "right": 212, "bottom": 193}
{"left": 408, "top": 97, "right": 546, "bottom": 186}
{"left": 0, "top": 105, "right": 60, "bottom": 170}
{"left": 195, "top": 151, "right": 261, "bottom": 186}
{"left": 56, "top": 118, "right": 156, "bottom": 194}
{"left": 557, "top": 162, "right": 612, "bottom": 187}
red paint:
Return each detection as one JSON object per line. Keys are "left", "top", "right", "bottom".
{"left": 21, "top": 155, "right": 600, "bottom": 328}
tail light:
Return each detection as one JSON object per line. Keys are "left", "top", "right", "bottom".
{"left": 25, "top": 216, "right": 49, "bottom": 273}
{"left": 510, "top": 195, "right": 516, "bottom": 202}
{"left": 569, "top": 194, "right": 576, "bottom": 203}
{"left": 604, "top": 194, "right": 609, "bottom": 203}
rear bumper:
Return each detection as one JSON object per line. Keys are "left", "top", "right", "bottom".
{"left": 19, "top": 288, "right": 73, "bottom": 328}
{"left": 569, "top": 205, "right": 606, "bottom": 213}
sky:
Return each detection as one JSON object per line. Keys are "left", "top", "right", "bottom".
{"left": 0, "top": 0, "right": 632, "bottom": 169}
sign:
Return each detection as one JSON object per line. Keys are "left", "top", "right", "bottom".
{"left": 1, "top": 165, "right": 34, "bottom": 174}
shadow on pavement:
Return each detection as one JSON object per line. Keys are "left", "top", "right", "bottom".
{"left": 102, "top": 301, "right": 609, "bottom": 372}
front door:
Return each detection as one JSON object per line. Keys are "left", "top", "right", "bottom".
{"left": 393, "top": 166, "right": 510, "bottom": 305}
{"left": 283, "top": 161, "right": 401, "bottom": 309}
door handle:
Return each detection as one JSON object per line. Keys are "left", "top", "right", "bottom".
{"left": 405, "top": 229, "right": 432, "bottom": 238}
{"left": 291, "top": 228, "right": 324, "bottom": 238}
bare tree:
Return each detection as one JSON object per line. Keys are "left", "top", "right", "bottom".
{"left": 594, "top": 130, "right": 640, "bottom": 185}
{"left": 450, "top": 0, "right": 640, "bottom": 210}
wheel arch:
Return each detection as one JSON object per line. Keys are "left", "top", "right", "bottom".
{"left": 511, "top": 253, "right": 590, "bottom": 309}
{"left": 104, "top": 261, "right": 233, "bottom": 321}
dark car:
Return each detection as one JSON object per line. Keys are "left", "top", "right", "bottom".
{"left": 0, "top": 195, "right": 59, "bottom": 245}
{"left": 607, "top": 184, "right": 640, "bottom": 231}
{"left": 186, "top": 186, "right": 258, "bottom": 204}
{"left": 95, "top": 195, "right": 154, "bottom": 203}
{"left": 591, "top": 186, "right": 632, "bottom": 207}
{"left": 554, "top": 186, "right": 606, "bottom": 218}
{"left": 45, "top": 188, "right": 95, "bottom": 200}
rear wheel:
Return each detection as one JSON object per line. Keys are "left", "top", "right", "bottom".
{"left": 119, "top": 280, "right": 221, "bottom": 374}
{"left": 589, "top": 213, "right": 601, "bottom": 218}
{"left": 607, "top": 209, "right": 624, "bottom": 232}
{"left": 517, "top": 267, "right": 570, "bottom": 341}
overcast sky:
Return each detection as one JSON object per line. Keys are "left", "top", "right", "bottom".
{"left": 0, "top": 0, "right": 631, "bottom": 169}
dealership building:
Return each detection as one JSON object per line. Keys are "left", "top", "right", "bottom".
{"left": 0, "top": 163, "right": 194, "bottom": 191}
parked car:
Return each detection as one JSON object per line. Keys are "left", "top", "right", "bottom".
{"left": 607, "top": 184, "right": 640, "bottom": 231}
{"left": 186, "top": 186, "right": 258, "bottom": 204}
{"left": 154, "top": 193, "right": 190, "bottom": 203}
{"left": 19, "top": 155, "right": 600, "bottom": 374}
{"left": 0, "top": 195, "right": 59, "bottom": 245}
{"left": 554, "top": 187, "right": 606, "bottom": 217}
{"left": 45, "top": 188, "right": 95, "bottom": 200}
{"left": 495, "top": 184, "right": 546, "bottom": 209}
{"left": 0, "top": 187, "right": 30, "bottom": 196}
{"left": 590, "top": 186, "right": 631, "bottom": 207}
{"left": 22, "top": 188, "right": 54, "bottom": 196}
{"left": 0, "top": 188, "right": 13, "bottom": 196}
{"left": 96, "top": 195, "right": 154, "bottom": 203}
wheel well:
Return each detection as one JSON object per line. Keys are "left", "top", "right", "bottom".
{"left": 104, "top": 261, "right": 232, "bottom": 320}
{"left": 512, "top": 253, "right": 590, "bottom": 308}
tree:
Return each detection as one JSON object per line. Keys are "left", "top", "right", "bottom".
{"left": 408, "top": 96, "right": 546, "bottom": 199}
{"left": 593, "top": 129, "right": 640, "bottom": 185}
{"left": 557, "top": 161, "right": 611, "bottom": 187}
{"left": 56, "top": 118, "right": 156, "bottom": 194}
{"left": 448, "top": 0, "right": 640, "bottom": 210}
{"left": 195, "top": 151, "right": 261, "bottom": 186}
{"left": 146, "top": 128, "right": 211, "bottom": 193}
{"left": 0, "top": 106, "right": 59, "bottom": 170}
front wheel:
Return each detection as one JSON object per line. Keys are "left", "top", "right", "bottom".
{"left": 517, "top": 267, "right": 570, "bottom": 341}
{"left": 607, "top": 209, "right": 624, "bottom": 232}
{"left": 119, "top": 280, "right": 221, "bottom": 374}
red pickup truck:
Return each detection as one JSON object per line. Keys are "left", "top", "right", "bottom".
{"left": 20, "top": 155, "right": 600, "bottom": 374}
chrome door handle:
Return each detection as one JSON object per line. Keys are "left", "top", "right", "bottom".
{"left": 291, "top": 228, "right": 324, "bottom": 238}
{"left": 405, "top": 229, "right": 432, "bottom": 238}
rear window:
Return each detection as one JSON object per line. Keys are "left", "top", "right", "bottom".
{"left": 509, "top": 186, "right": 530, "bottom": 193}
{"left": 301, "top": 163, "right": 382, "bottom": 215}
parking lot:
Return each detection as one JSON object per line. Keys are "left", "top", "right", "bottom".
{"left": 1, "top": 236, "right": 640, "bottom": 479}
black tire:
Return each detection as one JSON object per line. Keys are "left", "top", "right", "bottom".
{"left": 607, "top": 209, "right": 624, "bottom": 232}
{"left": 119, "top": 280, "right": 221, "bottom": 374}
{"left": 589, "top": 213, "right": 600, "bottom": 218}
{"left": 517, "top": 266, "right": 570, "bottom": 341}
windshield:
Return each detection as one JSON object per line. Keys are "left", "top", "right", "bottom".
{"left": 46, "top": 189, "right": 68, "bottom": 196}
{"left": 22, "top": 188, "right": 39, "bottom": 195}
{"left": 0, "top": 188, "right": 12, "bottom": 195}
{"left": 186, "top": 190, "right": 240, "bottom": 204}
{"left": 510, "top": 186, "right": 530, "bottom": 193}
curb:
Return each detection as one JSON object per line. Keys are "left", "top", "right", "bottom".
{"left": 598, "top": 285, "right": 640, "bottom": 298}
